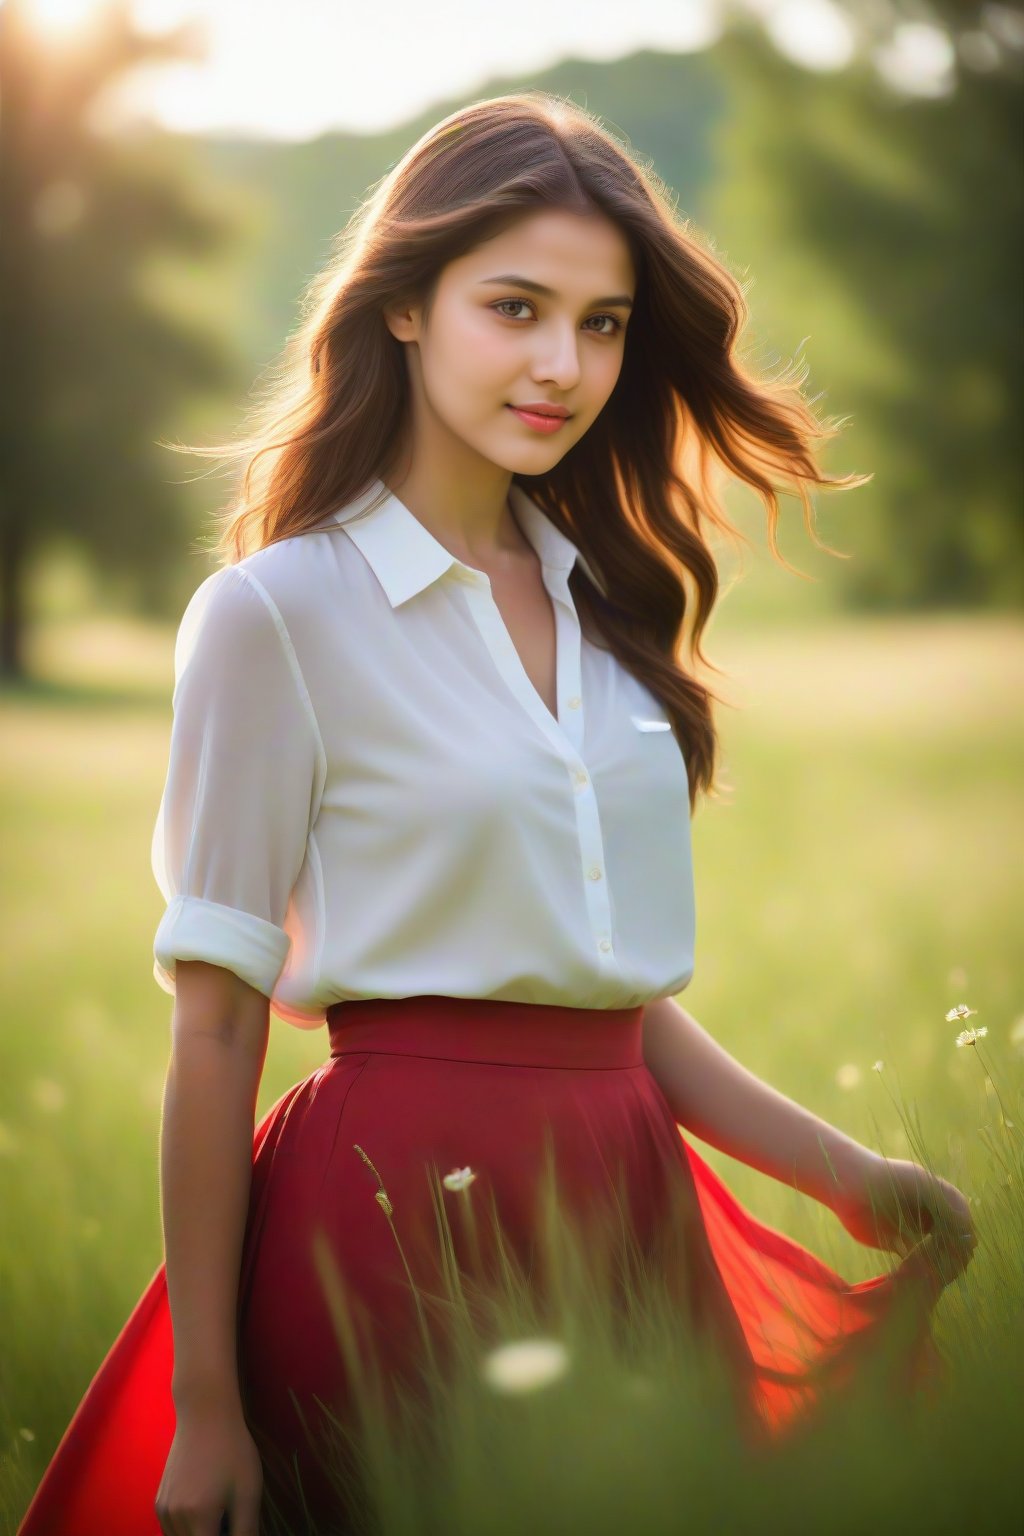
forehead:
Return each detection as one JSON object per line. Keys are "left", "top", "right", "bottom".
{"left": 450, "top": 207, "right": 635, "bottom": 290}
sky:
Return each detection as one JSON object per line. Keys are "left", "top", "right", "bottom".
{"left": 19, "top": 0, "right": 967, "bottom": 141}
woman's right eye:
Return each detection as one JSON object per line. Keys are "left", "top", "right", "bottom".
{"left": 492, "top": 299, "right": 532, "bottom": 320}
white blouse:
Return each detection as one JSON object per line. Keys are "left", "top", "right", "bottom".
{"left": 151, "top": 477, "right": 696, "bottom": 1028}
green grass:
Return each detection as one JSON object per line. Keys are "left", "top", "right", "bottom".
{"left": 1, "top": 611, "right": 1022, "bottom": 1533}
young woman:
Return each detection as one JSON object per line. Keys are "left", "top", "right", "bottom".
{"left": 18, "top": 91, "right": 976, "bottom": 1536}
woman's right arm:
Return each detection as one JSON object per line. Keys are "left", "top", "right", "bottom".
{"left": 156, "top": 959, "right": 269, "bottom": 1536}
{"left": 149, "top": 565, "right": 322, "bottom": 1531}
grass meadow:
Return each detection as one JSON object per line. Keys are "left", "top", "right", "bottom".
{"left": 1, "top": 609, "right": 1022, "bottom": 1533}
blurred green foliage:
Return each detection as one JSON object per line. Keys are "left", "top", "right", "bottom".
{"left": 0, "top": 0, "right": 243, "bottom": 679}
{"left": 706, "top": 20, "right": 1023, "bottom": 611}
{"left": 2, "top": 8, "right": 1021, "bottom": 672}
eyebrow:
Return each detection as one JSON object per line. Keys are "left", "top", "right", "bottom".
{"left": 477, "top": 274, "right": 634, "bottom": 311}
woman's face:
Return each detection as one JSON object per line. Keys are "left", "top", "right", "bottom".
{"left": 385, "top": 206, "right": 635, "bottom": 473}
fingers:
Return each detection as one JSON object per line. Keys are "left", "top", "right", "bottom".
{"left": 228, "top": 1491, "right": 263, "bottom": 1536}
{"left": 935, "top": 1228, "right": 978, "bottom": 1283}
{"left": 153, "top": 1501, "right": 232, "bottom": 1535}
{"left": 903, "top": 1228, "right": 977, "bottom": 1293}
{"left": 893, "top": 1236, "right": 946, "bottom": 1305}
{"left": 931, "top": 1180, "right": 979, "bottom": 1250}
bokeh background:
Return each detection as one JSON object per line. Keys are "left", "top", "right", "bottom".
{"left": 2, "top": 0, "right": 1022, "bottom": 1527}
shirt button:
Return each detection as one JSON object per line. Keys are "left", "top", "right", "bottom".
{"left": 599, "top": 938, "right": 612, "bottom": 953}
{"left": 567, "top": 695, "right": 582, "bottom": 709}
{"left": 588, "top": 865, "right": 603, "bottom": 881}
{"left": 573, "top": 769, "right": 588, "bottom": 789}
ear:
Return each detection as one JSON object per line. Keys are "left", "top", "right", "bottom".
{"left": 383, "top": 301, "right": 419, "bottom": 344}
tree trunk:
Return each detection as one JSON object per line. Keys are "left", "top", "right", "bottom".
{"left": 0, "top": 0, "right": 38, "bottom": 685}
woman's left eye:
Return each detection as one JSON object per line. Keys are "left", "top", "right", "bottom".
{"left": 491, "top": 299, "right": 621, "bottom": 336}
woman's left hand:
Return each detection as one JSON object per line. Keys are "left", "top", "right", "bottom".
{"left": 831, "top": 1152, "right": 979, "bottom": 1288}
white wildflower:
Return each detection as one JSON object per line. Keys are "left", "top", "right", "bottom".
{"left": 442, "top": 1166, "right": 478, "bottom": 1192}
{"left": 481, "top": 1337, "right": 570, "bottom": 1395}
{"left": 954, "top": 1026, "right": 988, "bottom": 1048}
{"left": 946, "top": 1003, "right": 978, "bottom": 1023}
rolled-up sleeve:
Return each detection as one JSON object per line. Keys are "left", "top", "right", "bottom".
{"left": 151, "top": 564, "right": 320, "bottom": 1000}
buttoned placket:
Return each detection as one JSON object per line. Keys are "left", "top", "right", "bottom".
{"left": 451, "top": 561, "right": 620, "bottom": 970}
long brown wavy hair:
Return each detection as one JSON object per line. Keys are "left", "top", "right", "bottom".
{"left": 168, "top": 90, "right": 869, "bottom": 813}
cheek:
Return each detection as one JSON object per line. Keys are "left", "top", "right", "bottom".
{"left": 427, "top": 313, "right": 515, "bottom": 406}
{"left": 589, "top": 349, "right": 625, "bottom": 410}
{"left": 455, "top": 309, "right": 518, "bottom": 373}
{"left": 599, "top": 344, "right": 626, "bottom": 389}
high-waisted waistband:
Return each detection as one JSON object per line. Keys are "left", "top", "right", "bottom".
{"left": 325, "top": 994, "right": 646, "bottom": 1070}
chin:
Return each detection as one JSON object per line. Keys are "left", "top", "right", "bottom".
{"left": 475, "top": 437, "right": 554, "bottom": 473}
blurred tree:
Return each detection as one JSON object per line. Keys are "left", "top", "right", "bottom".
{"left": 710, "top": 0, "right": 1023, "bottom": 608}
{"left": 0, "top": 0, "right": 240, "bottom": 682}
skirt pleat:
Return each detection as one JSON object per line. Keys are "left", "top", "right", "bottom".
{"left": 16, "top": 996, "right": 946, "bottom": 1536}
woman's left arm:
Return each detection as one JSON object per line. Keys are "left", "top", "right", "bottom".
{"left": 642, "top": 995, "right": 978, "bottom": 1278}
{"left": 641, "top": 994, "right": 870, "bottom": 1206}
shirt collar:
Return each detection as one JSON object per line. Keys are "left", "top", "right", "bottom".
{"left": 330, "top": 477, "right": 608, "bottom": 607}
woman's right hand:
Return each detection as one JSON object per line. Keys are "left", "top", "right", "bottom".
{"left": 155, "top": 1398, "right": 263, "bottom": 1536}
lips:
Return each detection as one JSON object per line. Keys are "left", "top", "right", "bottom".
{"left": 508, "top": 403, "right": 571, "bottom": 418}
{"left": 506, "top": 405, "right": 577, "bottom": 436}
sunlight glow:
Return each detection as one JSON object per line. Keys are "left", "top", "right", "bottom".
{"left": 24, "top": 0, "right": 100, "bottom": 31}
{"left": 16, "top": 0, "right": 965, "bottom": 140}
{"left": 110, "top": 0, "right": 727, "bottom": 142}
{"left": 763, "top": 0, "right": 856, "bottom": 73}
{"left": 873, "top": 22, "right": 957, "bottom": 99}
{"left": 132, "top": 0, "right": 196, "bottom": 27}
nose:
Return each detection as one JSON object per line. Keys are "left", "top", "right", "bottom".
{"left": 530, "top": 322, "right": 583, "bottom": 390}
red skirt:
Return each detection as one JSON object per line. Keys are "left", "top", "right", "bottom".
{"left": 16, "top": 996, "right": 947, "bottom": 1536}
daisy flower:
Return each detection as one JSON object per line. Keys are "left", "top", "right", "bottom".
{"left": 480, "top": 1337, "right": 570, "bottom": 1394}
{"left": 442, "top": 1166, "right": 478, "bottom": 1192}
